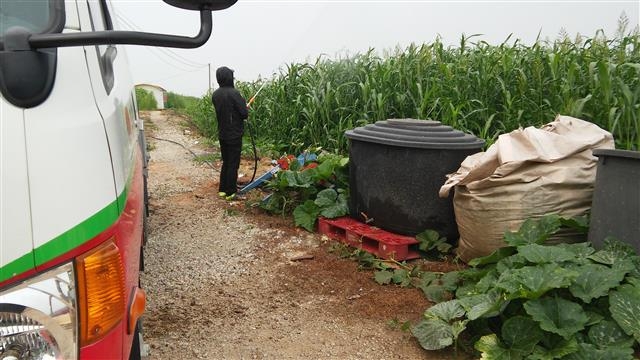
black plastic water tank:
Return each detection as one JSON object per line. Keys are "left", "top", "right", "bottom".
{"left": 345, "top": 119, "right": 484, "bottom": 239}
{"left": 588, "top": 149, "right": 640, "bottom": 253}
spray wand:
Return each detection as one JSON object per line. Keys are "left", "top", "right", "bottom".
{"left": 247, "top": 81, "right": 267, "bottom": 109}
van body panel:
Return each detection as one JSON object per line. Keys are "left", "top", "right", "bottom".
{"left": 79, "top": 0, "right": 138, "bottom": 201}
{"left": 0, "top": 102, "right": 35, "bottom": 277}
{"left": 65, "top": 0, "right": 81, "bottom": 30}
{"left": 1, "top": 0, "right": 232, "bottom": 357}
{"left": 25, "top": 43, "right": 118, "bottom": 262}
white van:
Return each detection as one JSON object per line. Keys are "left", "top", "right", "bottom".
{"left": 0, "top": 1, "right": 235, "bottom": 358}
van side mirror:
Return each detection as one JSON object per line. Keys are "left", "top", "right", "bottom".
{"left": 0, "top": 0, "right": 237, "bottom": 108}
{"left": 163, "top": 0, "right": 238, "bottom": 11}
{"left": 1, "top": 0, "right": 238, "bottom": 50}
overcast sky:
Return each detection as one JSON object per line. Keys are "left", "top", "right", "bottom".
{"left": 111, "top": 1, "right": 640, "bottom": 97}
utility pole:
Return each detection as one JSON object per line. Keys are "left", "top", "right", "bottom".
{"left": 208, "top": 63, "right": 212, "bottom": 93}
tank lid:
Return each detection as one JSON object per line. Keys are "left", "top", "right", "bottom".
{"left": 345, "top": 118, "right": 485, "bottom": 149}
{"left": 593, "top": 149, "right": 640, "bottom": 160}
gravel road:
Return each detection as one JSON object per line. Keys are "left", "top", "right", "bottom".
{"left": 140, "top": 110, "right": 454, "bottom": 360}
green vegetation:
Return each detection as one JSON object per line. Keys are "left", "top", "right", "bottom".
{"left": 363, "top": 215, "right": 640, "bottom": 358}
{"left": 135, "top": 88, "right": 157, "bottom": 110}
{"left": 260, "top": 153, "right": 349, "bottom": 231}
{"left": 165, "top": 91, "right": 199, "bottom": 111}
{"left": 184, "top": 91, "right": 216, "bottom": 138}
{"left": 159, "top": 23, "right": 640, "bottom": 359}
{"left": 185, "top": 24, "right": 639, "bottom": 154}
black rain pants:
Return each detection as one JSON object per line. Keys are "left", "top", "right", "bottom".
{"left": 219, "top": 138, "right": 242, "bottom": 195}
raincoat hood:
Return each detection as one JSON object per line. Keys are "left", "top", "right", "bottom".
{"left": 216, "top": 66, "right": 234, "bottom": 87}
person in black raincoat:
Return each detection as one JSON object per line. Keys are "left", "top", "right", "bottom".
{"left": 211, "top": 66, "right": 248, "bottom": 197}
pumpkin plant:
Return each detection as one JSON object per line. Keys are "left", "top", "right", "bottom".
{"left": 411, "top": 215, "right": 640, "bottom": 359}
{"left": 260, "top": 152, "right": 349, "bottom": 231}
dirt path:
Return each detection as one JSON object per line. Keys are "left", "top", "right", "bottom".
{"left": 140, "top": 110, "right": 453, "bottom": 360}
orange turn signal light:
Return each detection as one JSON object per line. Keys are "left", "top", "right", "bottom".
{"left": 76, "top": 240, "right": 125, "bottom": 346}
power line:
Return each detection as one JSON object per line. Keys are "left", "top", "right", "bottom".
{"left": 114, "top": 12, "right": 208, "bottom": 69}
{"left": 114, "top": 11, "right": 207, "bottom": 67}
{"left": 150, "top": 66, "right": 208, "bottom": 84}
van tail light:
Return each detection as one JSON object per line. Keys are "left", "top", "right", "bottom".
{"left": 75, "top": 240, "right": 125, "bottom": 347}
{"left": 128, "top": 287, "right": 146, "bottom": 334}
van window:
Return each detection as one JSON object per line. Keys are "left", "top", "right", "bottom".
{"left": 87, "top": 0, "right": 116, "bottom": 93}
{"left": 0, "top": 1, "right": 52, "bottom": 34}
{"left": 0, "top": 0, "right": 65, "bottom": 37}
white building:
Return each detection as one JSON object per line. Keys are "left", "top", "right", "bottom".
{"left": 135, "top": 83, "right": 167, "bottom": 109}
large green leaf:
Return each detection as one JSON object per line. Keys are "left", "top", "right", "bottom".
{"left": 314, "top": 160, "right": 337, "bottom": 180}
{"left": 475, "top": 269, "right": 499, "bottom": 293}
{"left": 558, "top": 216, "right": 589, "bottom": 234}
{"left": 496, "top": 264, "right": 577, "bottom": 299}
{"left": 587, "top": 320, "right": 634, "bottom": 348}
{"left": 390, "top": 268, "right": 413, "bottom": 287}
{"left": 503, "top": 215, "right": 562, "bottom": 247}
{"left": 554, "top": 242, "right": 595, "bottom": 259}
{"left": 502, "top": 316, "right": 544, "bottom": 354}
{"left": 420, "top": 284, "right": 450, "bottom": 303}
{"left": 475, "top": 334, "right": 522, "bottom": 360}
{"left": 411, "top": 319, "right": 454, "bottom": 350}
{"left": 562, "top": 342, "right": 635, "bottom": 360}
{"left": 280, "top": 170, "right": 313, "bottom": 188}
{"left": 419, "top": 271, "right": 439, "bottom": 287}
{"left": 588, "top": 237, "right": 638, "bottom": 265}
{"left": 524, "top": 297, "right": 589, "bottom": 340}
{"left": 609, "top": 282, "right": 640, "bottom": 342}
{"left": 293, "top": 200, "right": 320, "bottom": 231}
{"left": 315, "top": 189, "right": 348, "bottom": 218}
{"left": 458, "top": 289, "right": 506, "bottom": 320}
{"left": 568, "top": 263, "right": 630, "bottom": 303}
{"left": 440, "top": 271, "right": 460, "bottom": 291}
{"left": 497, "top": 254, "right": 528, "bottom": 273}
{"left": 469, "top": 247, "right": 517, "bottom": 267}
{"left": 425, "top": 300, "right": 465, "bottom": 322}
{"left": 374, "top": 270, "right": 393, "bottom": 285}
{"left": 517, "top": 244, "right": 577, "bottom": 264}
{"left": 527, "top": 337, "right": 578, "bottom": 360}
{"left": 314, "top": 188, "right": 338, "bottom": 207}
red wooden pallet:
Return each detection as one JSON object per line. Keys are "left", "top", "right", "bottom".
{"left": 318, "top": 217, "right": 420, "bottom": 260}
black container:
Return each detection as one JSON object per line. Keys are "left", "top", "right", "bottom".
{"left": 588, "top": 149, "right": 640, "bottom": 253}
{"left": 345, "top": 119, "right": 484, "bottom": 239}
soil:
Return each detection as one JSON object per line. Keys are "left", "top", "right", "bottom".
{"left": 140, "top": 110, "right": 461, "bottom": 360}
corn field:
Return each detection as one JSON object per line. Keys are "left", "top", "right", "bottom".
{"left": 188, "top": 28, "right": 640, "bottom": 155}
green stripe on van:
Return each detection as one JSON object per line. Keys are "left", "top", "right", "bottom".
{"left": 0, "top": 186, "right": 130, "bottom": 283}
{"left": 34, "top": 185, "right": 130, "bottom": 266}
{"left": 33, "top": 199, "right": 120, "bottom": 266}
{"left": 0, "top": 253, "right": 35, "bottom": 283}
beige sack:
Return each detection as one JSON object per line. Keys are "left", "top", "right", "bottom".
{"left": 439, "top": 115, "right": 614, "bottom": 262}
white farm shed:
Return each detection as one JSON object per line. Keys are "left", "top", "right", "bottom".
{"left": 136, "top": 83, "right": 167, "bottom": 109}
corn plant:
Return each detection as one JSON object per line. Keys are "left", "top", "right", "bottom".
{"left": 188, "top": 22, "right": 639, "bottom": 154}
